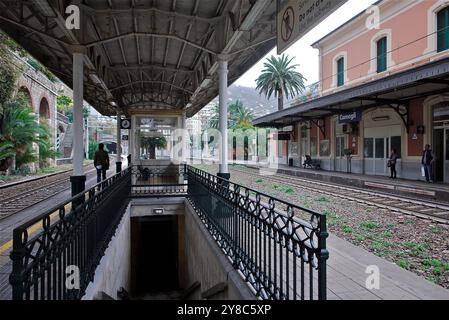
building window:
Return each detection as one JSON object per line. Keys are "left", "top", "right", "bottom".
{"left": 377, "top": 37, "right": 387, "bottom": 73}
{"left": 437, "top": 7, "right": 449, "bottom": 52}
{"left": 337, "top": 57, "right": 345, "bottom": 87}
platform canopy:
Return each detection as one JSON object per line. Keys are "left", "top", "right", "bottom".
{"left": 0, "top": 0, "right": 277, "bottom": 117}
{"left": 253, "top": 57, "right": 449, "bottom": 131}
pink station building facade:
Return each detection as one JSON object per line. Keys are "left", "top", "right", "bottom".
{"left": 255, "top": 0, "right": 449, "bottom": 184}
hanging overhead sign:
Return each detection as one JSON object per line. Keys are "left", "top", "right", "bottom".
{"left": 277, "top": 0, "right": 347, "bottom": 54}
{"left": 339, "top": 110, "right": 362, "bottom": 124}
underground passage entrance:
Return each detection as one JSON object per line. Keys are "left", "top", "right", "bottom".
{"left": 131, "top": 215, "right": 179, "bottom": 297}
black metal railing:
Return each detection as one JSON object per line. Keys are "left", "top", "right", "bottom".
{"left": 9, "top": 168, "right": 131, "bottom": 300}
{"left": 186, "top": 166, "right": 329, "bottom": 300}
{"left": 131, "top": 164, "right": 188, "bottom": 196}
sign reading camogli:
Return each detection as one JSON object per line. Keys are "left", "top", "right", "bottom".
{"left": 339, "top": 110, "right": 362, "bottom": 124}
{"left": 277, "top": 0, "right": 347, "bottom": 54}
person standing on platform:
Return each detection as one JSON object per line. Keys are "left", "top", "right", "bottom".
{"left": 388, "top": 148, "right": 398, "bottom": 179}
{"left": 94, "top": 143, "right": 110, "bottom": 184}
{"left": 421, "top": 144, "right": 435, "bottom": 183}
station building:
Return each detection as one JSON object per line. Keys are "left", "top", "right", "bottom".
{"left": 254, "top": 0, "right": 449, "bottom": 184}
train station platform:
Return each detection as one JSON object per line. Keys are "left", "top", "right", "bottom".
{"left": 1, "top": 164, "right": 448, "bottom": 300}
{"left": 326, "top": 234, "right": 449, "bottom": 300}
{"left": 2, "top": 226, "right": 447, "bottom": 300}
{"left": 249, "top": 164, "right": 449, "bottom": 203}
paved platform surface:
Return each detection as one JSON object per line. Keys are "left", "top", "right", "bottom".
{"left": 326, "top": 234, "right": 449, "bottom": 300}
{"left": 251, "top": 164, "right": 449, "bottom": 202}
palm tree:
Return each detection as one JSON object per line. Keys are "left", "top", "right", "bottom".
{"left": 0, "top": 141, "right": 15, "bottom": 162}
{"left": 256, "top": 54, "right": 306, "bottom": 111}
{"left": 230, "top": 100, "right": 254, "bottom": 129}
{"left": 38, "top": 119, "right": 61, "bottom": 167}
{"left": 0, "top": 98, "right": 46, "bottom": 170}
{"left": 208, "top": 100, "right": 255, "bottom": 129}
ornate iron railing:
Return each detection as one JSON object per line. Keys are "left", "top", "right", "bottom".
{"left": 131, "top": 164, "right": 188, "bottom": 196}
{"left": 9, "top": 168, "right": 131, "bottom": 300}
{"left": 186, "top": 166, "right": 328, "bottom": 300}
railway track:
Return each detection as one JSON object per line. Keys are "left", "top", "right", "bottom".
{"left": 231, "top": 167, "right": 449, "bottom": 225}
{"left": 0, "top": 165, "right": 95, "bottom": 220}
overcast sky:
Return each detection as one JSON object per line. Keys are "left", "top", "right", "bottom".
{"left": 234, "top": 0, "right": 379, "bottom": 88}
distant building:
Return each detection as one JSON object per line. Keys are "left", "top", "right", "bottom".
{"left": 254, "top": 0, "right": 449, "bottom": 183}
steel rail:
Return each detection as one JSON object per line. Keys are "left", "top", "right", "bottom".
{"left": 231, "top": 167, "right": 449, "bottom": 225}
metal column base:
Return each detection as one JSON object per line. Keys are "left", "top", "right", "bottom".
{"left": 217, "top": 172, "right": 231, "bottom": 180}
{"left": 116, "top": 161, "right": 122, "bottom": 173}
{"left": 70, "top": 175, "right": 86, "bottom": 207}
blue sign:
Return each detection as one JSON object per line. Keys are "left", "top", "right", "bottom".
{"left": 339, "top": 110, "right": 362, "bottom": 124}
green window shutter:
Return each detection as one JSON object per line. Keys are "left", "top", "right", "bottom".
{"left": 377, "top": 37, "right": 387, "bottom": 73}
{"left": 437, "top": 7, "right": 449, "bottom": 52}
{"left": 337, "top": 58, "right": 344, "bottom": 87}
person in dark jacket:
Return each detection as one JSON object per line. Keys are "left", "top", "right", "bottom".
{"left": 388, "top": 148, "right": 398, "bottom": 179}
{"left": 421, "top": 144, "right": 435, "bottom": 183}
{"left": 303, "top": 155, "right": 312, "bottom": 168}
{"left": 94, "top": 143, "right": 110, "bottom": 183}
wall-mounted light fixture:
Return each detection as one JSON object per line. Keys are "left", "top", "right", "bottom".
{"left": 372, "top": 115, "right": 390, "bottom": 121}
{"left": 153, "top": 208, "right": 164, "bottom": 215}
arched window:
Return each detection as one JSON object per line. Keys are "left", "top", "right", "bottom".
{"left": 332, "top": 52, "right": 348, "bottom": 88}
{"left": 437, "top": 6, "right": 449, "bottom": 52}
{"left": 337, "top": 57, "right": 345, "bottom": 87}
{"left": 377, "top": 37, "right": 387, "bottom": 73}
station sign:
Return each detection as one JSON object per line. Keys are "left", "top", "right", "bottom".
{"left": 120, "top": 118, "right": 131, "bottom": 129}
{"left": 277, "top": 0, "right": 347, "bottom": 54}
{"left": 339, "top": 110, "right": 362, "bottom": 124}
{"left": 122, "top": 135, "right": 129, "bottom": 141}
{"left": 274, "top": 133, "right": 291, "bottom": 141}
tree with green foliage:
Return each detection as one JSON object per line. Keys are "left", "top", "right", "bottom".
{"left": 141, "top": 136, "right": 167, "bottom": 159}
{"left": 56, "top": 94, "right": 73, "bottom": 114}
{"left": 65, "top": 105, "right": 90, "bottom": 123}
{"left": 0, "top": 95, "right": 46, "bottom": 171}
{"left": 0, "top": 33, "right": 21, "bottom": 122}
{"left": 208, "top": 100, "right": 255, "bottom": 130}
{"left": 0, "top": 141, "right": 15, "bottom": 162}
{"left": 256, "top": 54, "right": 306, "bottom": 111}
{"left": 230, "top": 100, "right": 255, "bottom": 130}
{"left": 26, "top": 58, "right": 56, "bottom": 82}
{"left": 38, "top": 119, "right": 61, "bottom": 168}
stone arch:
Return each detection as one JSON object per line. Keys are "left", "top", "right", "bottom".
{"left": 17, "top": 86, "right": 33, "bottom": 110}
{"left": 39, "top": 97, "right": 50, "bottom": 119}
{"left": 58, "top": 124, "right": 65, "bottom": 133}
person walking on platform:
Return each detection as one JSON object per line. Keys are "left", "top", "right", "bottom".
{"left": 388, "top": 148, "right": 398, "bottom": 179}
{"left": 94, "top": 143, "right": 110, "bottom": 184}
{"left": 421, "top": 144, "right": 435, "bottom": 183}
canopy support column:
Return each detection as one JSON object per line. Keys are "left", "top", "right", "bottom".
{"left": 116, "top": 112, "right": 122, "bottom": 173}
{"left": 70, "top": 52, "right": 86, "bottom": 200}
{"left": 182, "top": 111, "right": 187, "bottom": 164}
{"left": 217, "top": 57, "right": 230, "bottom": 180}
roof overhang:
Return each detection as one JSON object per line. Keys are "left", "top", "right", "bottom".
{"left": 0, "top": 0, "right": 277, "bottom": 117}
{"left": 253, "top": 56, "right": 449, "bottom": 128}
